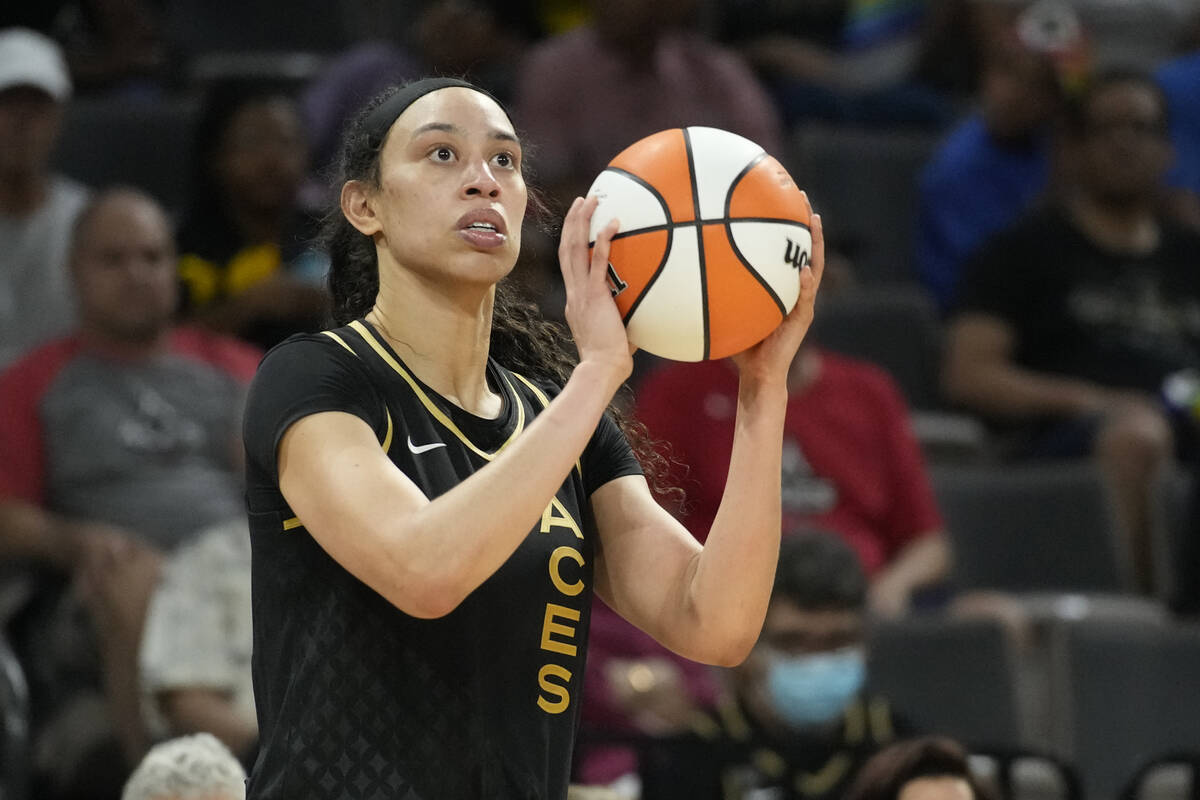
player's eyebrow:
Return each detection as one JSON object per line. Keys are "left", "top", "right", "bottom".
{"left": 411, "top": 122, "right": 520, "bottom": 144}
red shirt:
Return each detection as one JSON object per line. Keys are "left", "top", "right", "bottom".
{"left": 634, "top": 350, "right": 942, "bottom": 575}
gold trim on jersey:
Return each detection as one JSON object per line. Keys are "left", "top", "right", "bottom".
{"left": 510, "top": 371, "right": 582, "bottom": 480}
{"left": 321, "top": 330, "right": 357, "bottom": 355}
{"left": 276, "top": 331, "right": 399, "bottom": 533}
{"left": 349, "top": 319, "right": 525, "bottom": 461}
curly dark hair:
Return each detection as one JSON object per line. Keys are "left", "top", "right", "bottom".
{"left": 322, "top": 82, "right": 675, "bottom": 498}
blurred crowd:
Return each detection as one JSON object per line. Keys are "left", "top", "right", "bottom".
{"left": 1, "top": 0, "right": 1200, "bottom": 798}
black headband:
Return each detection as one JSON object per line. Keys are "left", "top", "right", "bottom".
{"left": 364, "top": 77, "right": 508, "bottom": 150}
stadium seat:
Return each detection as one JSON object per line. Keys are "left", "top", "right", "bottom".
{"left": 809, "top": 285, "right": 943, "bottom": 410}
{"left": 50, "top": 97, "right": 199, "bottom": 215}
{"left": 1050, "top": 622, "right": 1200, "bottom": 800}
{"left": 1121, "top": 753, "right": 1200, "bottom": 800}
{"left": 930, "top": 461, "right": 1129, "bottom": 594}
{"left": 0, "top": 633, "right": 30, "bottom": 800}
{"left": 867, "top": 616, "right": 1021, "bottom": 750}
{"left": 785, "top": 125, "right": 941, "bottom": 285}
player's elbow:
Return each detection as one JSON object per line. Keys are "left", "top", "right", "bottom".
{"left": 709, "top": 633, "right": 758, "bottom": 668}
{"left": 386, "top": 571, "right": 468, "bottom": 619}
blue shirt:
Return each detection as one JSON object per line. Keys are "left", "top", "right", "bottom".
{"left": 1157, "top": 52, "right": 1200, "bottom": 197}
{"left": 916, "top": 114, "right": 1050, "bottom": 312}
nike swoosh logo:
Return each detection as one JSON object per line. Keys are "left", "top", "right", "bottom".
{"left": 407, "top": 436, "right": 448, "bottom": 454}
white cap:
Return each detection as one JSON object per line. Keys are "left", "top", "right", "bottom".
{"left": 0, "top": 28, "right": 71, "bottom": 101}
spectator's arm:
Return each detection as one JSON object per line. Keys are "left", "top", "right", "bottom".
{"left": 869, "top": 531, "right": 950, "bottom": 616}
{"left": 0, "top": 501, "right": 133, "bottom": 571}
{"left": 942, "top": 312, "right": 1108, "bottom": 418}
{"left": 158, "top": 689, "right": 258, "bottom": 763}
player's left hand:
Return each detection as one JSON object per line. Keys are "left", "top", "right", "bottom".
{"left": 731, "top": 196, "right": 824, "bottom": 385}
{"left": 559, "top": 195, "right": 635, "bottom": 383}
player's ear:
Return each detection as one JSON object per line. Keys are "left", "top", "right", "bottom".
{"left": 341, "top": 180, "right": 382, "bottom": 237}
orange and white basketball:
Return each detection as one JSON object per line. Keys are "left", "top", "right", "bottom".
{"left": 587, "top": 126, "right": 812, "bottom": 361}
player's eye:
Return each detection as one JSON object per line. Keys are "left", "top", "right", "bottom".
{"left": 493, "top": 151, "right": 515, "bottom": 169}
{"left": 430, "top": 146, "right": 455, "bottom": 163}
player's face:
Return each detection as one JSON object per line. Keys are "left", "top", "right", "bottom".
{"left": 372, "top": 87, "right": 526, "bottom": 288}
{"left": 72, "top": 194, "right": 178, "bottom": 342}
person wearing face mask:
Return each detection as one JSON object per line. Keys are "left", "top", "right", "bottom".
{"left": 654, "top": 530, "right": 907, "bottom": 800}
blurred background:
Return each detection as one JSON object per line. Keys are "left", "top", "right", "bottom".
{"left": 1, "top": 0, "right": 1199, "bottom": 798}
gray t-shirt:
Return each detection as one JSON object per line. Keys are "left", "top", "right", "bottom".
{"left": 0, "top": 175, "right": 89, "bottom": 370}
{"left": 39, "top": 347, "right": 247, "bottom": 548}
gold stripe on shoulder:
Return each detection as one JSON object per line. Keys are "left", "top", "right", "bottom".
{"left": 349, "top": 319, "right": 525, "bottom": 461}
{"left": 382, "top": 406, "right": 394, "bottom": 454}
{"left": 282, "top": 516, "right": 303, "bottom": 531}
{"left": 511, "top": 370, "right": 581, "bottom": 479}
{"left": 321, "top": 330, "right": 357, "bottom": 355}
{"left": 322, "top": 328, "right": 396, "bottom": 456}
{"left": 510, "top": 371, "right": 550, "bottom": 408}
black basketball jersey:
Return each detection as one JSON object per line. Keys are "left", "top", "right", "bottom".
{"left": 242, "top": 319, "right": 642, "bottom": 800}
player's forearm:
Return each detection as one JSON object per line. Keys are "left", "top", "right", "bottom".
{"left": 680, "top": 378, "right": 788, "bottom": 666}
{"left": 394, "top": 360, "right": 625, "bottom": 615}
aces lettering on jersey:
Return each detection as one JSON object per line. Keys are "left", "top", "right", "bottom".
{"left": 536, "top": 496, "right": 585, "bottom": 714}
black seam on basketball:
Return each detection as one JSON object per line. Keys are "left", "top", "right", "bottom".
{"left": 685, "top": 129, "right": 710, "bottom": 359}
{"left": 723, "top": 151, "right": 767, "bottom": 218}
{"left": 610, "top": 216, "right": 809, "bottom": 241}
{"left": 697, "top": 224, "right": 710, "bottom": 360}
{"left": 621, "top": 224, "right": 674, "bottom": 324}
{"left": 683, "top": 128, "right": 703, "bottom": 224}
{"left": 721, "top": 222, "right": 788, "bottom": 318}
{"left": 604, "top": 167, "right": 673, "bottom": 224}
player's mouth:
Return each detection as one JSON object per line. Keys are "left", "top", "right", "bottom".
{"left": 456, "top": 209, "right": 508, "bottom": 248}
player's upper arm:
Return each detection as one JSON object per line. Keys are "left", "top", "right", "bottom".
{"left": 276, "top": 410, "right": 440, "bottom": 615}
{"left": 590, "top": 474, "right": 703, "bottom": 655}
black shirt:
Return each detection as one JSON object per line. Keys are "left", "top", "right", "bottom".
{"left": 956, "top": 206, "right": 1200, "bottom": 395}
{"left": 242, "top": 319, "right": 642, "bottom": 800}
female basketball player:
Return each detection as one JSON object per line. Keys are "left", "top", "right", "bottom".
{"left": 241, "top": 77, "right": 823, "bottom": 799}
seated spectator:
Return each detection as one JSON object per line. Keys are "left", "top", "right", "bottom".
{"left": 177, "top": 79, "right": 328, "bottom": 350}
{"left": 139, "top": 519, "right": 256, "bottom": 767}
{"left": 943, "top": 69, "right": 1200, "bottom": 596}
{"left": 917, "top": 29, "right": 1063, "bottom": 313}
{"left": 50, "top": 0, "right": 167, "bottom": 100}
{"left": 514, "top": 0, "right": 782, "bottom": 207}
{"left": 301, "top": 0, "right": 542, "bottom": 195}
{"left": 717, "top": 0, "right": 954, "bottom": 129}
{"left": 0, "top": 28, "right": 89, "bottom": 369}
{"left": 655, "top": 530, "right": 908, "bottom": 800}
{"left": 121, "top": 733, "right": 246, "bottom": 800}
{"left": 0, "top": 188, "right": 260, "bottom": 799}
{"left": 845, "top": 736, "right": 993, "bottom": 800}
{"left": 635, "top": 343, "right": 950, "bottom": 616}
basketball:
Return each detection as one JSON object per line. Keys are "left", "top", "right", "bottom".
{"left": 587, "top": 126, "right": 812, "bottom": 361}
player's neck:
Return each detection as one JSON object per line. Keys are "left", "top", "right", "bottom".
{"left": 366, "top": 275, "right": 501, "bottom": 419}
